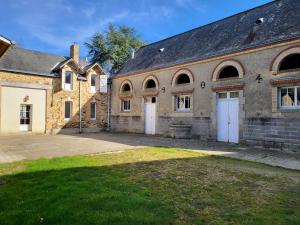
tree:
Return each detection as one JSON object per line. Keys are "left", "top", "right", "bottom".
{"left": 85, "top": 24, "right": 146, "bottom": 74}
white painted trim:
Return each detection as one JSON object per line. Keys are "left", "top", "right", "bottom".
{"left": 0, "top": 80, "right": 52, "bottom": 90}
{"left": 0, "top": 36, "right": 11, "bottom": 44}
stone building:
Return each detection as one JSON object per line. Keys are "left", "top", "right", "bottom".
{"left": 110, "top": 0, "right": 300, "bottom": 149}
{"left": 0, "top": 41, "right": 108, "bottom": 134}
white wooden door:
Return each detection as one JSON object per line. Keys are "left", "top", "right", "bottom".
{"left": 228, "top": 99, "right": 239, "bottom": 143}
{"left": 217, "top": 92, "right": 239, "bottom": 143}
{"left": 145, "top": 102, "right": 156, "bottom": 135}
{"left": 20, "top": 104, "right": 32, "bottom": 132}
{"left": 217, "top": 99, "right": 229, "bottom": 142}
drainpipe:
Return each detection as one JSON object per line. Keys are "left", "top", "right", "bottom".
{"left": 107, "top": 77, "right": 112, "bottom": 131}
{"left": 78, "top": 75, "right": 87, "bottom": 134}
{"left": 79, "top": 79, "right": 82, "bottom": 133}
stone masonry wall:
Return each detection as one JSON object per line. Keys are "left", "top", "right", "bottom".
{"left": 244, "top": 118, "right": 300, "bottom": 151}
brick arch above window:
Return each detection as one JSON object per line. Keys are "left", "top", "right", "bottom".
{"left": 171, "top": 68, "right": 194, "bottom": 87}
{"left": 270, "top": 46, "right": 300, "bottom": 75}
{"left": 212, "top": 60, "right": 245, "bottom": 81}
{"left": 142, "top": 75, "right": 159, "bottom": 90}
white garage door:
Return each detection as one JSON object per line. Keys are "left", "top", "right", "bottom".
{"left": 0, "top": 86, "right": 46, "bottom": 133}
{"left": 217, "top": 92, "right": 239, "bottom": 143}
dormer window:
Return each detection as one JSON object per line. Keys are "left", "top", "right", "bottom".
{"left": 91, "top": 75, "right": 96, "bottom": 93}
{"left": 64, "top": 71, "right": 73, "bottom": 90}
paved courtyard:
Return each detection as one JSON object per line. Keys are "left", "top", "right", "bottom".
{"left": 0, "top": 132, "right": 299, "bottom": 170}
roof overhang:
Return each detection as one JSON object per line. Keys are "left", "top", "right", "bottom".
{"left": 0, "top": 36, "right": 13, "bottom": 57}
{"left": 53, "top": 58, "right": 84, "bottom": 74}
{"left": 85, "top": 62, "right": 106, "bottom": 75}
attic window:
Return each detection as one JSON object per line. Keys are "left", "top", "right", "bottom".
{"left": 218, "top": 66, "right": 239, "bottom": 79}
{"left": 256, "top": 18, "right": 264, "bottom": 25}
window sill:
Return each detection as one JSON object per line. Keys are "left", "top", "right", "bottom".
{"left": 279, "top": 107, "right": 300, "bottom": 112}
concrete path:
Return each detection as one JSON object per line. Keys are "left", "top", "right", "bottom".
{"left": 0, "top": 132, "right": 299, "bottom": 170}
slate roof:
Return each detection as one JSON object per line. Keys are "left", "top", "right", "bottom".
{"left": 0, "top": 45, "right": 68, "bottom": 77}
{"left": 0, "top": 45, "right": 101, "bottom": 77}
{"left": 116, "top": 0, "right": 300, "bottom": 77}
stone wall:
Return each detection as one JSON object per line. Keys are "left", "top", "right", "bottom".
{"left": 49, "top": 66, "right": 107, "bottom": 133}
{"left": 110, "top": 39, "right": 300, "bottom": 149}
{"left": 158, "top": 116, "right": 210, "bottom": 139}
{"left": 111, "top": 115, "right": 143, "bottom": 133}
{"left": 244, "top": 118, "right": 300, "bottom": 151}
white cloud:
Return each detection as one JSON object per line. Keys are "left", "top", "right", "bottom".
{"left": 13, "top": 0, "right": 130, "bottom": 52}
{"left": 175, "top": 0, "right": 206, "bottom": 12}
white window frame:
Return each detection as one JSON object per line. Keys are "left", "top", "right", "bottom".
{"left": 122, "top": 100, "right": 131, "bottom": 112}
{"left": 64, "top": 71, "right": 73, "bottom": 91}
{"left": 90, "top": 102, "right": 96, "bottom": 120}
{"left": 279, "top": 86, "right": 300, "bottom": 110}
{"left": 176, "top": 95, "right": 191, "bottom": 112}
{"left": 90, "top": 75, "right": 97, "bottom": 93}
{"left": 100, "top": 75, "right": 108, "bottom": 93}
{"left": 64, "top": 101, "right": 73, "bottom": 120}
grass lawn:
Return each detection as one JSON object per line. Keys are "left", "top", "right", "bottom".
{"left": 0, "top": 147, "right": 299, "bottom": 225}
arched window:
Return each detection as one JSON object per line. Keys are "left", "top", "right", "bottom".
{"left": 218, "top": 66, "right": 239, "bottom": 79}
{"left": 279, "top": 54, "right": 300, "bottom": 72}
{"left": 145, "top": 79, "right": 156, "bottom": 89}
{"left": 122, "top": 83, "right": 131, "bottom": 92}
{"left": 176, "top": 74, "right": 190, "bottom": 85}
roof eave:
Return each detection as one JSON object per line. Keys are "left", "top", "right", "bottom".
{"left": 0, "top": 68, "right": 58, "bottom": 78}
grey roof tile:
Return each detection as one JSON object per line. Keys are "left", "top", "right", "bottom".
{"left": 116, "top": 0, "right": 300, "bottom": 76}
{"left": 0, "top": 46, "right": 68, "bottom": 76}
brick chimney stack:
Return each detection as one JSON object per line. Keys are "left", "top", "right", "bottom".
{"left": 70, "top": 43, "right": 79, "bottom": 63}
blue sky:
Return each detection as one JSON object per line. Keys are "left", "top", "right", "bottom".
{"left": 0, "top": 0, "right": 272, "bottom": 58}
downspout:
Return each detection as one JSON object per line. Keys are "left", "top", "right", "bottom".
{"left": 79, "top": 79, "right": 82, "bottom": 133}
{"left": 107, "top": 77, "right": 112, "bottom": 131}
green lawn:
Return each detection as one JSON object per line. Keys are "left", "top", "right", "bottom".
{"left": 0, "top": 148, "right": 299, "bottom": 225}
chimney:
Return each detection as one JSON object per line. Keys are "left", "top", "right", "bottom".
{"left": 70, "top": 42, "right": 79, "bottom": 63}
{"left": 130, "top": 47, "right": 135, "bottom": 59}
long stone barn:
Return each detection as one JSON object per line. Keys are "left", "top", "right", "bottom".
{"left": 110, "top": 0, "right": 300, "bottom": 150}
{"left": 0, "top": 40, "right": 108, "bottom": 134}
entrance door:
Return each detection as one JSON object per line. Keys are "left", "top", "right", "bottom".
{"left": 20, "top": 104, "right": 32, "bottom": 131}
{"left": 145, "top": 97, "right": 156, "bottom": 135}
{"left": 217, "top": 92, "right": 239, "bottom": 143}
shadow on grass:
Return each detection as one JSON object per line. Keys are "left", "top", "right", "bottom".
{"left": 0, "top": 154, "right": 300, "bottom": 225}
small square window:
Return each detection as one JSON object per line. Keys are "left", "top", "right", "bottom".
{"left": 279, "top": 87, "right": 300, "bottom": 109}
{"left": 176, "top": 95, "right": 191, "bottom": 112}
{"left": 218, "top": 93, "right": 227, "bottom": 99}
{"left": 122, "top": 100, "right": 131, "bottom": 111}
{"left": 230, "top": 92, "right": 239, "bottom": 98}
{"left": 151, "top": 97, "right": 156, "bottom": 103}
